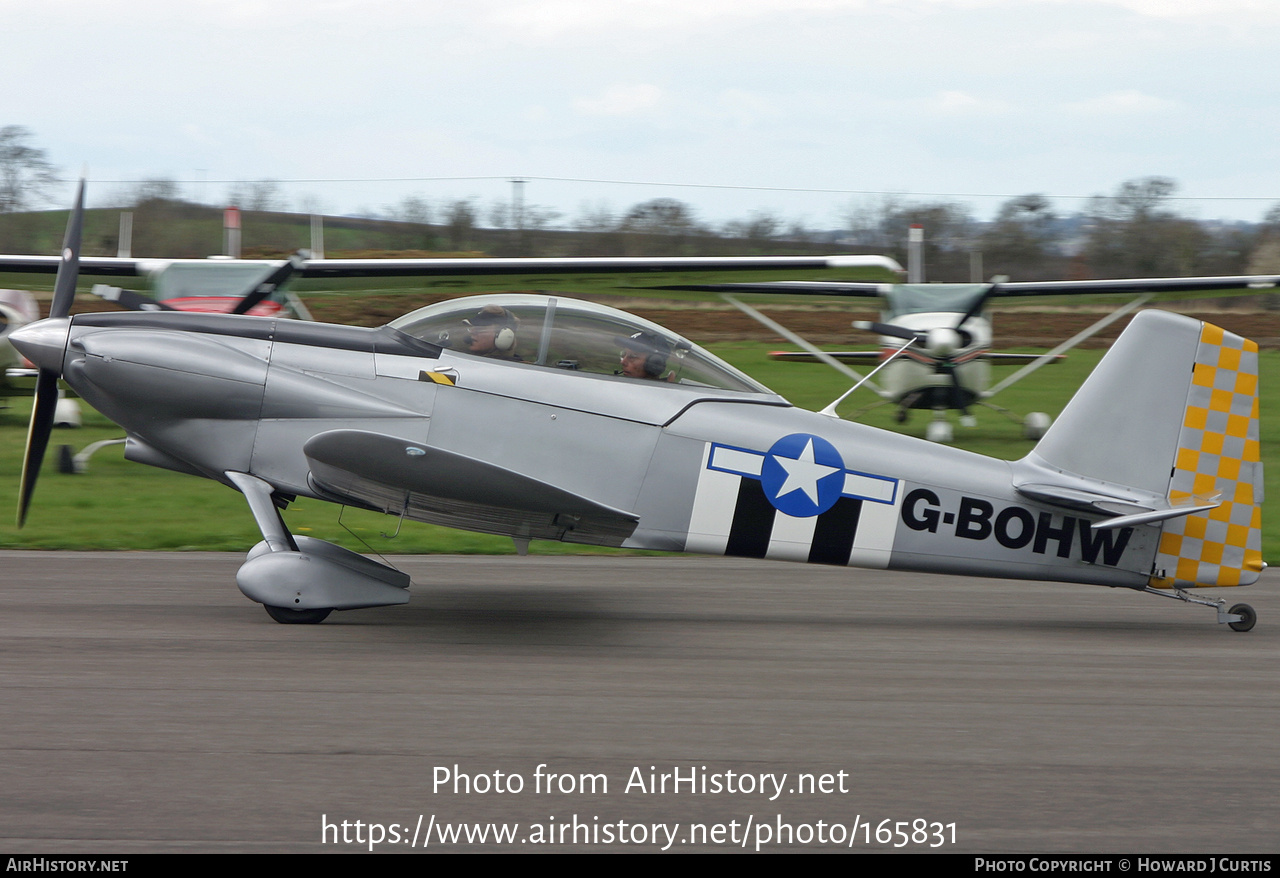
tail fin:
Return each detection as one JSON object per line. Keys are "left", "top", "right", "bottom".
{"left": 1026, "top": 310, "right": 1264, "bottom": 588}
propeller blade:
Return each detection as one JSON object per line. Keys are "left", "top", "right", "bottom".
{"left": 91, "top": 283, "right": 177, "bottom": 312}
{"left": 49, "top": 181, "right": 85, "bottom": 320}
{"left": 17, "top": 180, "right": 84, "bottom": 527}
{"left": 853, "top": 320, "right": 919, "bottom": 343}
{"left": 231, "top": 251, "right": 307, "bottom": 315}
{"left": 17, "top": 370, "right": 59, "bottom": 527}
{"left": 952, "top": 282, "right": 1001, "bottom": 335}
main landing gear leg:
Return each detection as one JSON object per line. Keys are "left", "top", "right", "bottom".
{"left": 225, "top": 471, "right": 410, "bottom": 625}
{"left": 1140, "top": 586, "right": 1256, "bottom": 632}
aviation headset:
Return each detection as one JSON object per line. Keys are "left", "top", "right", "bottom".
{"left": 465, "top": 305, "right": 518, "bottom": 352}
{"left": 619, "top": 331, "right": 672, "bottom": 378}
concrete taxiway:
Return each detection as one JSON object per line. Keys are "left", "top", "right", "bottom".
{"left": 0, "top": 551, "right": 1276, "bottom": 853}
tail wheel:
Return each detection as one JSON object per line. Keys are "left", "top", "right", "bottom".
{"left": 1228, "top": 603, "right": 1256, "bottom": 633}
{"left": 264, "top": 605, "right": 333, "bottom": 625}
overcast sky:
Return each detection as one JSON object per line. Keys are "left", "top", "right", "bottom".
{"left": 5, "top": 0, "right": 1279, "bottom": 228}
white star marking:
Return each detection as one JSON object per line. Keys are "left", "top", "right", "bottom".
{"left": 772, "top": 439, "right": 840, "bottom": 504}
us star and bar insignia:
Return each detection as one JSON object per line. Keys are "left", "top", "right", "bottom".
{"left": 685, "top": 433, "right": 902, "bottom": 567}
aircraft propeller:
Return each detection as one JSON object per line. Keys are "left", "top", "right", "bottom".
{"left": 852, "top": 281, "right": 1002, "bottom": 416}
{"left": 853, "top": 280, "right": 1001, "bottom": 350}
{"left": 230, "top": 251, "right": 308, "bottom": 315}
{"left": 16, "top": 181, "right": 84, "bottom": 527}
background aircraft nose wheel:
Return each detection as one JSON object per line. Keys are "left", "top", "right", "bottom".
{"left": 264, "top": 605, "right": 333, "bottom": 624}
{"left": 1023, "top": 412, "right": 1051, "bottom": 440}
{"left": 1228, "top": 603, "right": 1256, "bottom": 633}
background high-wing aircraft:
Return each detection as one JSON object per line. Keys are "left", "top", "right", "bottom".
{"left": 0, "top": 250, "right": 903, "bottom": 317}
{"left": 9, "top": 185, "right": 1267, "bottom": 632}
{"left": 0, "top": 252, "right": 318, "bottom": 319}
{"left": 1, "top": 287, "right": 82, "bottom": 426}
{"left": 1, "top": 287, "right": 40, "bottom": 379}
{"left": 651, "top": 274, "right": 1280, "bottom": 442}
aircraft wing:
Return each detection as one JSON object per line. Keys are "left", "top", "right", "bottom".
{"left": 0, "top": 255, "right": 262, "bottom": 278}
{"left": 644, "top": 280, "right": 886, "bottom": 297}
{"left": 652, "top": 275, "right": 1280, "bottom": 300}
{"left": 303, "top": 429, "right": 640, "bottom": 546}
{"left": 294, "top": 255, "right": 901, "bottom": 294}
{"left": 991, "top": 275, "right": 1280, "bottom": 298}
{"left": 0, "top": 254, "right": 902, "bottom": 290}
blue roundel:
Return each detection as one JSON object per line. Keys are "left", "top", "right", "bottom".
{"left": 759, "top": 433, "right": 845, "bottom": 517}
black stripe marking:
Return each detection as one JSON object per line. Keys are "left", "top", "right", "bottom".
{"left": 808, "top": 497, "right": 863, "bottom": 565}
{"left": 725, "top": 478, "right": 775, "bottom": 558}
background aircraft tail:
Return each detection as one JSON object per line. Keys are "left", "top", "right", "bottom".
{"left": 1023, "top": 309, "right": 1263, "bottom": 588}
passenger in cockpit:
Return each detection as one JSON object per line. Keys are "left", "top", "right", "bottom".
{"left": 463, "top": 305, "right": 522, "bottom": 360}
{"left": 618, "top": 331, "right": 674, "bottom": 381}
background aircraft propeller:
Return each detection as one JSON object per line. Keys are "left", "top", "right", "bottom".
{"left": 951, "top": 280, "right": 1000, "bottom": 345}
{"left": 17, "top": 181, "right": 83, "bottom": 526}
{"left": 852, "top": 281, "right": 1002, "bottom": 415}
{"left": 230, "top": 251, "right": 308, "bottom": 315}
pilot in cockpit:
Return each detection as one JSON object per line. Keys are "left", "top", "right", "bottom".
{"left": 463, "top": 305, "right": 522, "bottom": 360}
{"left": 618, "top": 331, "right": 675, "bottom": 381}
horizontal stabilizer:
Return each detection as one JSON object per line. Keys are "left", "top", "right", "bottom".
{"left": 769, "top": 350, "right": 1064, "bottom": 365}
{"left": 1014, "top": 481, "right": 1220, "bottom": 522}
{"left": 1091, "top": 501, "right": 1221, "bottom": 531}
{"left": 769, "top": 350, "right": 882, "bottom": 363}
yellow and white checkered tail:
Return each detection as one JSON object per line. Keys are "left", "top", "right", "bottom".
{"left": 1149, "top": 323, "right": 1264, "bottom": 588}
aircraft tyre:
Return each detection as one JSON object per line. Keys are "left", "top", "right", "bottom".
{"left": 926, "top": 420, "right": 953, "bottom": 443}
{"left": 1024, "top": 412, "right": 1051, "bottom": 440}
{"left": 264, "top": 604, "right": 333, "bottom": 625}
{"left": 1228, "top": 603, "right": 1256, "bottom": 633}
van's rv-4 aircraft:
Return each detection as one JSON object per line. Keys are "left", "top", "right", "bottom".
{"left": 7, "top": 185, "right": 1272, "bottom": 630}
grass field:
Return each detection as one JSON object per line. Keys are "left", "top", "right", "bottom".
{"left": 1, "top": 339, "right": 1275, "bottom": 561}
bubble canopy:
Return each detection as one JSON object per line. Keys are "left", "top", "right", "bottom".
{"left": 390, "top": 294, "right": 771, "bottom": 394}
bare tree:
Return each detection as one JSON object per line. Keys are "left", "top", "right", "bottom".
{"left": 387, "top": 194, "right": 436, "bottom": 250}
{"left": 842, "top": 197, "right": 975, "bottom": 280}
{"left": 131, "top": 177, "right": 182, "bottom": 206}
{"left": 574, "top": 201, "right": 615, "bottom": 233}
{"left": 227, "top": 179, "right": 285, "bottom": 212}
{"left": 487, "top": 199, "right": 510, "bottom": 229}
{"left": 723, "top": 210, "right": 782, "bottom": 251}
{"left": 841, "top": 195, "right": 903, "bottom": 250}
{"left": 396, "top": 194, "right": 432, "bottom": 226}
{"left": 444, "top": 198, "right": 478, "bottom": 250}
{"left": 1247, "top": 203, "right": 1280, "bottom": 308}
{"left": 569, "top": 201, "right": 619, "bottom": 255}
{"left": 980, "top": 194, "right": 1067, "bottom": 280}
{"left": 618, "top": 198, "right": 703, "bottom": 255}
{"left": 297, "top": 193, "right": 328, "bottom": 216}
{"left": 1082, "top": 176, "right": 1203, "bottom": 277}
{"left": 0, "top": 126, "right": 59, "bottom": 213}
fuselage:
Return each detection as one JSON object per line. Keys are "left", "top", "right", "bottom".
{"left": 14, "top": 300, "right": 1154, "bottom": 590}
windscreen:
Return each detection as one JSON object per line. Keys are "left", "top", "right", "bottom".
{"left": 391, "top": 294, "right": 771, "bottom": 394}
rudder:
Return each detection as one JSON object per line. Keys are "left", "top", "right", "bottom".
{"left": 1149, "top": 321, "right": 1264, "bottom": 588}
{"left": 1027, "top": 310, "right": 1264, "bottom": 589}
